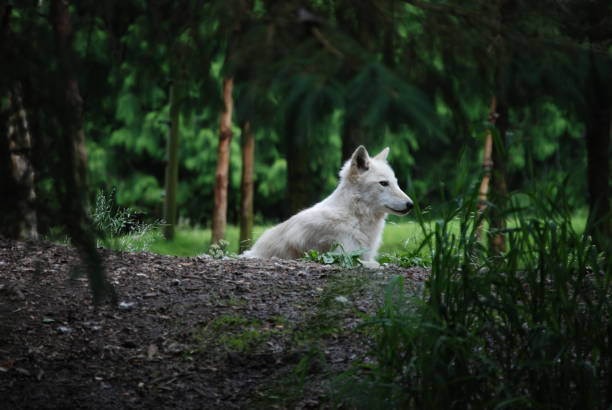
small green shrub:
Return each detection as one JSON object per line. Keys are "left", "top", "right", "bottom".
{"left": 91, "top": 190, "right": 162, "bottom": 252}
{"left": 208, "top": 239, "right": 231, "bottom": 259}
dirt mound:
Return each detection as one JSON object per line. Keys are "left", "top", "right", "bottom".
{"left": 0, "top": 238, "right": 428, "bottom": 409}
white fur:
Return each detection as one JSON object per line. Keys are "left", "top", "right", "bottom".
{"left": 242, "top": 146, "right": 413, "bottom": 267}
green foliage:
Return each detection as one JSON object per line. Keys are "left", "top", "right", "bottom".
{"left": 91, "top": 190, "right": 162, "bottom": 252}
{"left": 338, "top": 192, "right": 611, "bottom": 409}
{"left": 208, "top": 239, "right": 231, "bottom": 259}
{"left": 302, "top": 244, "right": 365, "bottom": 268}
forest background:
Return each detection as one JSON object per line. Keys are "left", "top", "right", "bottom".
{"left": 1, "top": 0, "right": 610, "bottom": 257}
{"left": 2, "top": 1, "right": 612, "bottom": 406}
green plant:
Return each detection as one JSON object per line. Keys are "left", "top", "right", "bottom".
{"left": 338, "top": 189, "right": 611, "bottom": 409}
{"left": 208, "top": 239, "right": 231, "bottom": 259}
{"left": 91, "top": 190, "right": 162, "bottom": 252}
{"left": 302, "top": 244, "right": 365, "bottom": 268}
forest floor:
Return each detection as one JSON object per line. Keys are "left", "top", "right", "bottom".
{"left": 0, "top": 238, "right": 429, "bottom": 410}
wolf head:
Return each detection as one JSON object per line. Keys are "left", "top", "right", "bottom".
{"left": 339, "top": 146, "right": 414, "bottom": 216}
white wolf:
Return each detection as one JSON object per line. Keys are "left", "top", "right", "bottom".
{"left": 242, "top": 146, "right": 413, "bottom": 267}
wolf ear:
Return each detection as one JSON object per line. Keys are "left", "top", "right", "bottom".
{"left": 373, "top": 147, "right": 389, "bottom": 161}
{"left": 350, "top": 145, "right": 370, "bottom": 172}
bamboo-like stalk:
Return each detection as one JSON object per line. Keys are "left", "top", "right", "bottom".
{"left": 475, "top": 97, "right": 497, "bottom": 241}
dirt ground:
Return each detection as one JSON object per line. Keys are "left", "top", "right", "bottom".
{"left": 0, "top": 238, "right": 429, "bottom": 409}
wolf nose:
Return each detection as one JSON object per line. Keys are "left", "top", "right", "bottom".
{"left": 406, "top": 200, "right": 414, "bottom": 210}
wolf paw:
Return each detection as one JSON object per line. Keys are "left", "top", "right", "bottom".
{"left": 361, "top": 260, "right": 380, "bottom": 269}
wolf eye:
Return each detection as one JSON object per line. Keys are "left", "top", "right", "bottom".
{"left": 379, "top": 181, "right": 389, "bottom": 187}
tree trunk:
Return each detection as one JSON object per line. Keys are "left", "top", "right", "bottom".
{"left": 211, "top": 76, "right": 234, "bottom": 244}
{"left": 0, "top": 105, "right": 20, "bottom": 237}
{"left": 5, "top": 82, "right": 38, "bottom": 239}
{"left": 163, "top": 82, "right": 181, "bottom": 239}
{"left": 51, "top": 0, "right": 115, "bottom": 304}
{"left": 287, "top": 135, "right": 315, "bottom": 215}
{"left": 0, "top": 7, "right": 37, "bottom": 240}
{"left": 239, "top": 120, "right": 255, "bottom": 252}
{"left": 585, "top": 109, "right": 612, "bottom": 252}
{"left": 584, "top": 49, "right": 611, "bottom": 251}
{"left": 341, "top": 119, "right": 366, "bottom": 162}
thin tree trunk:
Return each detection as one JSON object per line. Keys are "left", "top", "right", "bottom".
{"left": 287, "top": 134, "right": 314, "bottom": 215}
{"left": 476, "top": 97, "right": 497, "bottom": 241}
{"left": 488, "top": 99, "right": 509, "bottom": 255}
{"left": 239, "top": 120, "right": 255, "bottom": 252}
{"left": 482, "top": 6, "right": 511, "bottom": 256}
{"left": 51, "top": 1, "right": 88, "bottom": 192}
{"left": 51, "top": 0, "right": 115, "bottom": 304}
{"left": 211, "top": 76, "right": 234, "bottom": 244}
{"left": 163, "top": 82, "right": 181, "bottom": 239}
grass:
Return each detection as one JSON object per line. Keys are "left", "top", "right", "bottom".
{"left": 146, "top": 224, "right": 261, "bottom": 256}
{"left": 148, "top": 228, "right": 211, "bottom": 256}
{"left": 92, "top": 184, "right": 587, "bottom": 262}
{"left": 379, "top": 220, "right": 435, "bottom": 255}
{"left": 335, "top": 194, "right": 611, "bottom": 409}
{"left": 141, "top": 220, "right": 429, "bottom": 259}
{"left": 124, "top": 210, "right": 588, "bottom": 262}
